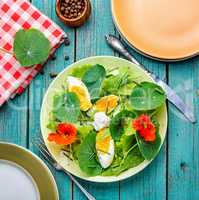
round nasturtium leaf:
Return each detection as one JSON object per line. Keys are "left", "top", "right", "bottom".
{"left": 130, "top": 82, "right": 166, "bottom": 111}
{"left": 13, "top": 29, "right": 51, "bottom": 67}
{"left": 110, "top": 110, "right": 137, "bottom": 141}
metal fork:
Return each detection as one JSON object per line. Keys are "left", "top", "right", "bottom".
{"left": 33, "top": 138, "right": 96, "bottom": 200}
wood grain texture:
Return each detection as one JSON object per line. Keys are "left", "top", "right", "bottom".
{"left": 0, "top": 92, "right": 28, "bottom": 146}
{"left": 1, "top": 0, "right": 199, "bottom": 200}
{"left": 73, "top": 0, "right": 119, "bottom": 200}
{"left": 168, "top": 57, "right": 199, "bottom": 200}
{"left": 28, "top": 0, "right": 74, "bottom": 199}
{"left": 119, "top": 49, "right": 167, "bottom": 200}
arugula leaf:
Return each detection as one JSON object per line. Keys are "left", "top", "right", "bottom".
{"left": 118, "top": 82, "right": 136, "bottom": 96}
{"left": 52, "top": 92, "right": 80, "bottom": 123}
{"left": 13, "top": 29, "right": 51, "bottom": 67}
{"left": 82, "top": 64, "right": 106, "bottom": 99}
{"left": 77, "top": 125, "right": 94, "bottom": 139}
{"left": 135, "top": 131, "right": 161, "bottom": 160}
{"left": 130, "top": 82, "right": 166, "bottom": 111}
{"left": 71, "top": 64, "right": 92, "bottom": 78}
{"left": 77, "top": 132, "right": 102, "bottom": 176}
{"left": 102, "top": 146, "right": 144, "bottom": 176}
{"left": 110, "top": 110, "right": 136, "bottom": 141}
{"left": 102, "top": 66, "right": 131, "bottom": 95}
{"left": 46, "top": 120, "right": 58, "bottom": 131}
{"left": 120, "top": 134, "right": 136, "bottom": 153}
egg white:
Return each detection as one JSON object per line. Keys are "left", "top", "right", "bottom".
{"left": 97, "top": 138, "right": 114, "bottom": 169}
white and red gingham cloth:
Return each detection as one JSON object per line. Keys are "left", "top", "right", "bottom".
{"left": 0, "top": 0, "right": 67, "bottom": 106}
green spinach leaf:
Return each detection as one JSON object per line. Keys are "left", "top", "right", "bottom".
{"left": 77, "top": 132, "right": 102, "bottom": 176}
{"left": 110, "top": 110, "right": 136, "bottom": 141}
{"left": 52, "top": 92, "right": 80, "bottom": 123}
{"left": 130, "top": 82, "right": 166, "bottom": 111}
{"left": 82, "top": 64, "right": 106, "bottom": 99}
{"left": 136, "top": 131, "right": 161, "bottom": 160}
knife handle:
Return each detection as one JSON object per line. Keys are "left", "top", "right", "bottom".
{"left": 105, "top": 35, "right": 141, "bottom": 65}
{"left": 105, "top": 34, "right": 157, "bottom": 78}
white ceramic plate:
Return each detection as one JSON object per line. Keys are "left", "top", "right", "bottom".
{"left": 40, "top": 56, "right": 167, "bottom": 182}
{"left": 0, "top": 142, "right": 59, "bottom": 200}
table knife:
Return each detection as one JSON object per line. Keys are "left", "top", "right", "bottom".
{"left": 105, "top": 34, "right": 196, "bottom": 123}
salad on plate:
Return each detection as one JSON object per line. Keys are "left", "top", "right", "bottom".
{"left": 46, "top": 63, "right": 166, "bottom": 177}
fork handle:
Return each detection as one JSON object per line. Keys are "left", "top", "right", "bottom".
{"left": 62, "top": 169, "right": 96, "bottom": 200}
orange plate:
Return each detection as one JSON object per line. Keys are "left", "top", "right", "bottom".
{"left": 112, "top": 0, "right": 199, "bottom": 61}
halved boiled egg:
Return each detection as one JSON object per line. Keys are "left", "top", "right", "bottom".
{"left": 67, "top": 76, "right": 92, "bottom": 111}
{"left": 96, "top": 129, "right": 114, "bottom": 169}
{"left": 95, "top": 95, "right": 119, "bottom": 114}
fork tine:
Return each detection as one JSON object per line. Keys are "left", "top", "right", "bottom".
{"left": 38, "top": 142, "right": 56, "bottom": 162}
{"left": 33, "top": 140, "right": 55, "bottom": 165}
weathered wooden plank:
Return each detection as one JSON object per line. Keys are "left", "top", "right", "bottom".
{"left": 119, "top": 48, "right": 167, "bottom": 200}
{"left": 74, "top": 0, "right": 119, "bottom": 200}
{"left": 168, "top": 57, "right": 199, "bottom": 199}
{"left": 28, "top": 1, "right": 75, "bottom": 199}
{"left": 0, "top": 92, "right": 28, "bottom": 147}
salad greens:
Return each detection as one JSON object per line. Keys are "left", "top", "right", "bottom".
{"left": 82, "top": 64, "right": 106, "bottom": 99}
{"left": 52, "top": 92, "right": 80, "bottom": 123}
{"left": 136, "top": 132, "right": 161, "bottom": 160}
{"left": 47, "top": 63, "right": 166, "bottom": 177}
{"left": 77, "top": 132, "right": 102, "bottom": 176}
{"left": 130, "top": 82, "right": 166, "bottom": 111}
{"left": 110, "top": 110, "right": 136, "bottom": 141}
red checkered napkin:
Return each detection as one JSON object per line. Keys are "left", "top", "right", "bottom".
{"left": 0, "top": 0, "right": 67, "bottom": 106}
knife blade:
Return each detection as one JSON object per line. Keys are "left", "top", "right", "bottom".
{"left": 105, "top": 34, "right": 196, "bottom": 123}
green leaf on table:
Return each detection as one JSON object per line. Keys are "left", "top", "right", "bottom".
{"left": 13, "top": 29, "right": 51, "bottom": 67}
{"left": 77, "top": 132, "right": 102, "bottom": 176}
{"left": 135, "top": 131, "right": 161, "bottom": 160}
{"left": 130, "top": 82, "right": 166, "bottom": 111}
{"left": 52, "top": 92, "right": 80, "bottom": 123}
{"left": 110, "top": 110, "right": 136, "bottom": 141}
{"left": 82, "top": 64, "right": 106, "bottom": 99}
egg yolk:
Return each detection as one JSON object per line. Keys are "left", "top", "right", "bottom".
{"left": 96, "top": 130, "right": 111, "bottom": 154}
{"left": 69, "top": 85, "right": 92, "bottom": 111}
{"left": 95, "top": 95, "right": 118, "bottom": 113}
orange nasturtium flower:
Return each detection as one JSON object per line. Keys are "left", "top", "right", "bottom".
{"left": 132, "top": 114, "right": 156, "bottom": 142}
{"left": 48, "top": 123, "right": 77, "bottom": 145}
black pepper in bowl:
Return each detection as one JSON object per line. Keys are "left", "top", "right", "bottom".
{"left": 56, "top": 0, "right": 91, "bottom": 27}
{"left": 60, "top": 0, "right": 85, "bottom": 20}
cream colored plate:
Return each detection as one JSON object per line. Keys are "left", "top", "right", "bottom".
{"left": 112, "top": 0, "right": 199, "bottom": 61}
{"left": 40, "top": 56, "right": 167, "bottom": 183}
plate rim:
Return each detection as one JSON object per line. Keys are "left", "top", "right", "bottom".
{"left": 111, "top": 0, "right": 199, "bottom": 62}
{"left": 0, "top": 142, "right": 59, "bottom": 200}
{"left": 40, "top": 55, "right": 168, "bottom": 183}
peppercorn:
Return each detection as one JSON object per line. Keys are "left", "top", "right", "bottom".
{"left": 64, "top": 55, "right": 70, "bottom": 61}
{"left": 51, "top": 54, "right": 57, "bottom": 61}
{"left": 60, "top": 0, "right": 85, "bottom": 19}
{"left": 64, "top": 37, "right": 70, "bottom": 46}
{"left": 50, "top": 72, "right": 58, "bottom": 78}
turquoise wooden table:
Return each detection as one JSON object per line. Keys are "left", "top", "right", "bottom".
{"left": 0, "top": 0, "right": 199, "bottom": 200}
